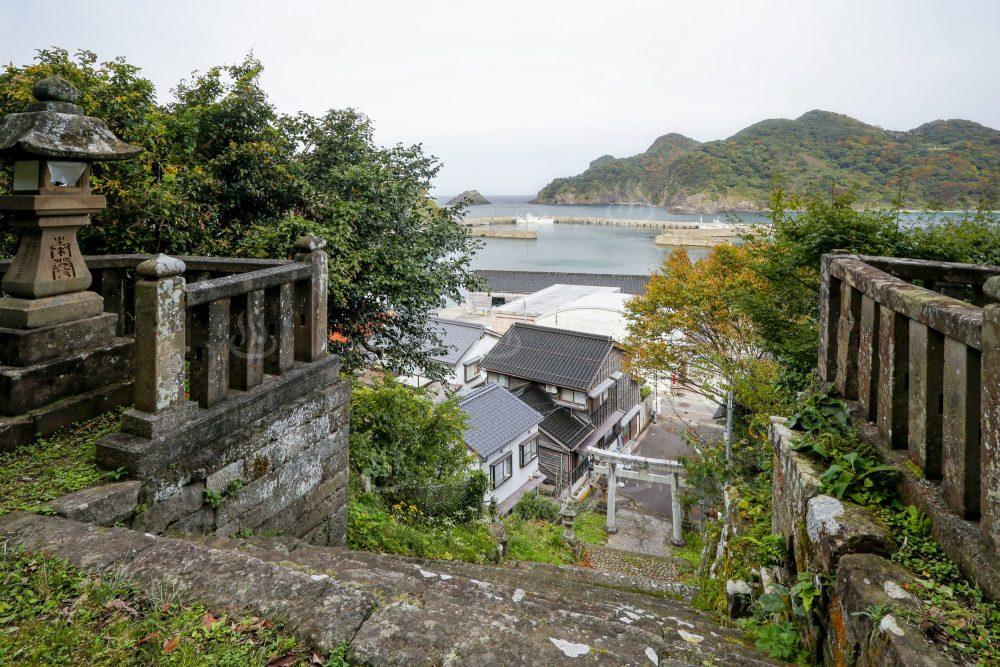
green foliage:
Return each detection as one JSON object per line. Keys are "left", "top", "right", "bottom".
{"left": 347, "top": 492, "right": 497, "bottom": 563}
{"left": 349, "top": 379, "right": 470, "bottom": 488}
{"left": 573, "top": 511, "right": 609, "bottom": 547}
{"left": 739, "top": 572, "right": 821, "bottom": 662}
{"left": 639, "top": 385, "right": 652, "bottom": 400}
{"left": 503, "top": 516, "right": 580, "bottom": 565}
{"left": 347, "top": 490, "right": 595, "bottom": 566}
{"left": 818, "top": 452, "right": 896, "bottom": 503}
{"left": 787, "top": 390, "right": 851, "bottom": 435}
{"left": 0, "top": 546, "right": 316, "bottom": 665}
{"left": 536, "top": 110, "right": 999, "bottom": 210}
{"left": 512, "top": 491, "right": 560, "bottom": 522}
{"left": 0, "top": 410, "right": 124, "bottom": 515}
{"left": 0, "top": 48, "right": 481, "bottom": 375}
{"left": 744, "top": 533, "right": 787, "bottom": 568}
{"left": 752, "top": 622, "right": 802, "bottom": 661}
{"left": 350, "top": 378, "right": 487, "bottom": 521}
{"left": 900, "top": 208, "right": 1000, "bottom": 266}
{"left": 203, "top": 490, "right": 222, "bottom": 510}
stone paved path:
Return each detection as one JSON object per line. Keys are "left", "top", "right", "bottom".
{"left": 587, "top": 545, "right": 682, "bottom": 584}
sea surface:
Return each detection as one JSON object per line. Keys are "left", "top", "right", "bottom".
{"left": 435, "top": 195, "right": 769, "bottom": 275}
{"left": 435, "top": 195, "right": 968, "bottom": 276}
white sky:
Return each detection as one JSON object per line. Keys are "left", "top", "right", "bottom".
{"left": 2, "top": 0, "right": 998, "bottom": 195}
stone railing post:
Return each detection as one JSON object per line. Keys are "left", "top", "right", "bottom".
{"left": 122, "top": 254, "right": 197, "bottom": 438}
{"left": 981, "top": 276, "right": 1000, "bottom": 553}
{"left": 818, "top": 251, "right": 849, "bottom": 383}
{"left": 294, "top": 235, "right": 329, "bottom": 362}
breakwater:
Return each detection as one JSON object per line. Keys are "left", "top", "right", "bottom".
{"left": 463, "top": 216, "right": 701, "bottom": 229}
{"left": 469, "top": 227, "right": 537, "bottom": 239}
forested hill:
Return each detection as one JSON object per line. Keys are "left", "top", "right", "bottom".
{"left": 533, "top": 111, "right": 999, "bottom": 212}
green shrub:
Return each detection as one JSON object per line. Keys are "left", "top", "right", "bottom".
{"left": 512, "top": 491, "right": 560, "bottom": 522}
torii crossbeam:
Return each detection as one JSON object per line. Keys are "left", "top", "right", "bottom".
{"left": 589, "top": 448, "right": 686, "bottom": 546}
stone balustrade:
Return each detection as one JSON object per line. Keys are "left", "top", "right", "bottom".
{"left": 2, "top": 237, "right": 330, "bottom": 414}
{"left": 818, "top": 253, "right": 1000, "bottom": 553}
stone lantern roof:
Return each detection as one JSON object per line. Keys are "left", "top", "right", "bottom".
{"left": 0, "top": 76, "right": 141, "bottom": 161}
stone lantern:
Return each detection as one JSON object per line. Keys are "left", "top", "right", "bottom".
{"left": 560, "top": 499, "right": 577, "bottom": 542}
{"left": 0, "top": 75, "right": 141, "bottom": 328}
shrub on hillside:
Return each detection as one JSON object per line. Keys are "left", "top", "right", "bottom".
{"left": 512, "top": 491, "right": 560, "bottom": 522}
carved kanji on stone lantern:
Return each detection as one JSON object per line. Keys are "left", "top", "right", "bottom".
{"left": 0, "top": 75, "right": 140, "bottom": 328}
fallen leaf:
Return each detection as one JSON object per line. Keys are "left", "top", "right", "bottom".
{"left": 310, "top": 653, "right": 325, "bottom": 665}
{"left": 135, "top": 631, "right": 160, "bottom": 647}
{"left": 266, "top": 653, "right": 300, "bottom": 667}
{"left": 163, "top": 636, "right": 180, "bottom": 654}
{"left": 105, "top": 599, "right": 140, "bottom": 617}
{"left": 203, "top": 612, "right": 217, "bottom": 629}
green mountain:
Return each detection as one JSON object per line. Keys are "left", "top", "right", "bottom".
{"left": 533, "top": 111, "right": 1000, "bottom": 212}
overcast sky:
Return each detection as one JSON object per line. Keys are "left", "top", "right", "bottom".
{"left": 2, "top": 0, "right": 998, "bottom": 195}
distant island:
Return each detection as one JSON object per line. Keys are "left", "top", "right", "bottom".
{"left": 447, "top": 190, "right": 491, "bottom": 206}
{"left": 533, "top": 110, "right": 999, "bottom": 213}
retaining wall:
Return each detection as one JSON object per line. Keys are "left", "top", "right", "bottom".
{"left": 81, "top": 356, "right": 349, "bottom": 545}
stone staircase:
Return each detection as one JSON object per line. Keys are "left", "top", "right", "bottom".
{"left": 0, "top": 512, "right": 776, "bottom": 665}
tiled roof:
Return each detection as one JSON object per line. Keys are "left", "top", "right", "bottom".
{"left": 475, "top": 270, "right": 649, "bottom": 295}
{"left": 459, "top": 383, "right": 544, "bottom": 460}
{"left": 515, "top": 385, "right": 594, "bottom": 450}
{"left": 426, "top": 318, "right": 485, "bottom": 365}
{"left": 481, "top": 323, "right": 614, "bottom": 391}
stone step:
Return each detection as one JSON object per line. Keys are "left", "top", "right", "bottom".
{"left": 0, "top": 513, "right": 776, "bottom": 665}
{"left": 0, "top": 512, "right": 370, "bottom": 651}
{"left": 184, "top": 534, "right": 776, "bottom": 665}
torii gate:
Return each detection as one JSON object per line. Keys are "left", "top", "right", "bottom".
{"left": 589, "top": 448, "right": 686, "bottom": 546}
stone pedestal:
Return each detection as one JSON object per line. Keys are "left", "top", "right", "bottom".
{"left": 0, "top": 291, "right": 104, "bottom": 328}
{"left": 0, "top": 313, "right": 134, "bottom": 451}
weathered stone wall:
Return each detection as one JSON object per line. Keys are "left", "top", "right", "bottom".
{"left": 96, "top": 357, "right": 349, "bottom": 546}
{"left": 762, "top": 418, "right": 955, "bottom": 666}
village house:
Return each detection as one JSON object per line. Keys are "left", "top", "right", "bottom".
{"left": 481, "top": 323, "right": 643, "bottom": 494}
{"left": 492, "top": 283, "right": 635, "bottom": 341}
{"left": 489, "top": 283, "right": 619, "bottom": 334}
{"left": 457, "top": 383, "right": 545, "bottom": 514}
{"left": 398, "top": 317, "right": 500, "bottom": 393}
{"left": 466, "top": 269, "right": 649, "bottom": 313}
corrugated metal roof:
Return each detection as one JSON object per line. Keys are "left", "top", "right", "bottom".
{"left": 493, "top": 284, "right": 619, "bottom": 318}
{"left": 475, "top": 270, "right": 649, "bottom": 295}
{"left": 482, "top": 322, "right": 614, "bottom": 391}
{"left": 459, "top": 383, "right": 544, "bottom": 459}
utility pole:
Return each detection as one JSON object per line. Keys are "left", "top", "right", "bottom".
{"left": 652, "top": 370, "right": 659, "bottom": 423}
{"left": 724, "top": 385, "right": 734, "bottom": 464}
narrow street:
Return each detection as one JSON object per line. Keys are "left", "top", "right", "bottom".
{"left": 618, "top": 388, "right": 723, "bottom": 517}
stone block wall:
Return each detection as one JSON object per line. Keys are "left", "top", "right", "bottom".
{"left": 96, "top": 357, "right": 349, "bottom": 546}
{"left": 763, "top": 417, "right": 955, "bottom": 666}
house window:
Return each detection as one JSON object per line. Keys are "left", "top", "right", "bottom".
{"left": 559, "top": 387, "right": 587, "bottom": 406}
{"left": 487, "top": 372, "right": 509, "bottom": 388}
{"left": 491, "top": 296, "right": 506, "bottom": 307}
{"left": 544, "top": 384, "right": 557, "bottom": 394}
{"left": 490, "top": 454, "right": 513, "bottom": 489}
{"left": 464, "top": 360, "right": 481, "bottom": 382}
{"left": 520, "top": 437, "right": 537, "bottom": 466}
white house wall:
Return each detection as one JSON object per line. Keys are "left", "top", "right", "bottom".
{"left": 476, "top": 425, "right": 540, "bottom": 510}
{"left": 536, "top": 306, "right": 628, "bottom": 341}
